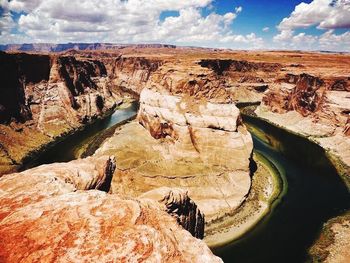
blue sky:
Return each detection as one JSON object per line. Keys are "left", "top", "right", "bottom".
{"left": 0, "top": 0, "right": 349, "bottom": 51}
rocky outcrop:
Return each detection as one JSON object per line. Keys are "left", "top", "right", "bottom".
{"left": 138, "top": 88, "right": 252, "bottom": 170}
{"left": 330, "top": 78, "right": 350, "bottom": 92}
{"left": 199, "top": 59, "right": 281, "bottom": 75}
{"left": 285, "top": 73, "right": 324, "bottom": 115}
{"left": 2, "top": 48, "right": 349, "bottom": 257}
{"left": 0, "top": 156, "right": 221, "bottom": 262}
{"left": 141, "top": 187, "right": 205, "bottom": 239}
{"left": 0, "top": 52, "right": 50, "bottom": 123}
{"left": 262, "top": 73, "right": 325, "bottom": 116}
{"left": 94, "top": 86, "right": 253, "bottom": 236}
{"left": 257, "top": 69, "right": 350, "bottom": 186}
{"left": 309, "top": 212, "right": 350, "bottom": 263}
{"left": 109, "top": 56, "right": 163, "bottom": 95}
{"left": 0, "top": 52, "right": 122, "bottom": 175}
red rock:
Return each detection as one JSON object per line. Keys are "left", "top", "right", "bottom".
{"left": 0, "top": 156, "right": 221, "bottom": 262}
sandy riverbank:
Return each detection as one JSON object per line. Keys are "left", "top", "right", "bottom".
{"left": 205, "top": 152, "right": 284, "bottom": 248}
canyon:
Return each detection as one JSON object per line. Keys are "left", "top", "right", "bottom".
{"left": 0, "top": 156, "right": 220, "bottom": 262}
{"left": 0, "top": 47, "right": 349, "bottom": 262}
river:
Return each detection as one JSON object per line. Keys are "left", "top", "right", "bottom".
{"left": 214, "top": 114, "right": 350, "bottom": 262}
{"left": 30, "top": 103, "right": 349, "bottom": 263}
{"left": 28, "top": 101, "right": 138, "bottom": 166}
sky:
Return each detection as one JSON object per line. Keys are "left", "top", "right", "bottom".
{"left": 0, "top": 0, "right": 349, "bottom": 51}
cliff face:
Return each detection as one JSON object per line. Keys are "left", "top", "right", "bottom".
{"left": 109, "top": 56, "right": 163, "bottom": 96}
{"left": 262, "top": 73, "right": 325, "bottom": 116}
{"left": 0, "top": 52, "right": 50, "bottom": 123}
{"left": 138, "top": 88, "right": 252, "bottom": 171}
{"left": 2, "top": 49, "right": 349, "bottom": 261}
{"left": 95, "top": 82, "right": 253, "bottom": 233}
{"left": 0, "top": 156, "right": 220, "bottom": 262}
{"left": 194, "top": 54, "right": 350, "bottom": 184}
{"left": 257, "top": 72, "right": 350, "bottom": 184}
{"left": 0, "top": 52, "right": 123, "bottom": 175}
{"left": 199, "top": 59, "right": 281, "bottom": 75}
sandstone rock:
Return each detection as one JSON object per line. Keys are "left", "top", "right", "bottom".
{"left": 141, "top": 187, "right": 205, "bottom": 239}
{"left": 0, "top": 156, "right": 222, "bottom": 263}
{"left": 2, "top": 48, "right": 349, "bottom": 260}
{"left": 0, "top": 52, "right": 50, "bottom": 123}
{"left": 110, "top": 56, "right": 163, "bottom": 95}
{"left": 330, "top": 78, "right": 350, "bottom": 92}
{"left": 138, "top": 88, "right": 252, "bottom": 171}
{"left": 309, "top": 213, "right": 350, "bottom": 263}
{"left": 257, "top": 70, "right": 350, "bottom": 185}
{"left": 285, "top": 73, "right": 324, "bottom": 115}
{"left": 0, "top": 53, "right": 121, "bottom": 175}
{"left": 199, "top": 59, "right": 281, "bottom": 75}
{"left": 95, "top": 87, "right": 253, "bottom": 231}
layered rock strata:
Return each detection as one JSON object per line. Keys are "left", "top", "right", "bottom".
{"left": 257, "top": 73, "right": 350, "bottom": 184}
{"left": 0, "top": 52, "right": 121, "bottom": 175}
{"left": 2, "top": 48, "right": 349, "bottom": 260}
{"left": 195, "top": 57, "right": 350, "bottom": 184}
{"left": 0, "top": 156, "right": 221, "bottom": 262}
{"left": 95, "top": 87, "right": 253, "bottom": 233}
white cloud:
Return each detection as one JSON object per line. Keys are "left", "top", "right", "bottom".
{"left": 219, "top": 32, "right": 264, "bottom": 48}
{"left": 278, "top": 0, "right": 350, "bottom": 30}
{"left": 273, "top": 29, "right": 350, "bottom": 51}
{"left": 2, "top": 0, "right": 348, "bottom": 51}
{"left": 292, "top": 32, "right": 318, "bottom": 45}
{"left": 319, "top": 30, "right": 350, "bottom": 50}
{"left": 235, "top": 6, "right": 242, "bottom": 13}
{"left": 0, "top": 0, "right": 44, "bottom": 13}
{"left": 0, "top": 0, "right": 264, "bottom": 49}
{"left": 0, "top": 12, "right": 16, "bottom": 33}
{"left": 273, "top": 29, "right": 318, "bottom": 50}
{"left": 273, "top": 29, "right": 294, "bottom": 42}
{"left": 273, "top": 0, "right": 350, "bottom": 51}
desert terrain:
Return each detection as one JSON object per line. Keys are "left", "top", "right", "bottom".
{"left": 0, "top": 46, "right": 349, "bottom": 262}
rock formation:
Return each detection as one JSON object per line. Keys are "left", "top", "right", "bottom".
{"left": 1, "top": 48, "right": 350, "bottom": 261}
{"left": 94, "top": 85, "right": 253, "bottom": 233}
{"left": 141, "top": 187, "right": 205, "bottom": 239}
{"left": 262, "top": 73, "right": 325, "bottom": 116}
{"left": 109, "top": 56, "right": 163, "bottom": 95}
{"left": 199, "top": 59, "right": 281, "bottom": 75}
{"left": 0, "top": 52, "right": 122, "bottom": 175}
{"left": 258, "top": 71, "right": 350, "bottom": 183}
{"left": 309, "top": 212, "right": 350, "bottom": 263}
{"left": 0, "top": 156, "right": 221, "bottom": 262}
{"left": 137, "top": 88, "right": 252, "bottom": 171}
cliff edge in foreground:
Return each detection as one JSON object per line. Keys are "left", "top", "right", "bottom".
{"left": 0, "top": 156, "right": 221, "bottom": 262}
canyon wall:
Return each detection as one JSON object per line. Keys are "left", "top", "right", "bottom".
{"left": 0, "top": 52, "right": 124, "bottom": 175}
{"left": 2, "top": 49, "right": 349, "bottom": 261}
{"left": 194, "top": 57, "right": 350, "bottom": 184}
{"left": 0, "top": 156, "right": 220, "bottom": 262}
{"left": 94, "top": 59, "right": 254, "bottom": 233}
{"left": 257, "top": 72, "right": 350, "bottom": 184}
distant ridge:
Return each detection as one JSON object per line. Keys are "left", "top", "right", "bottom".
{"left": 0, "top": 43, "right": 177, "bottom": 52}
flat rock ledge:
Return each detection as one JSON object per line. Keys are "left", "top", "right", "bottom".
{"left": 0, "top": 156, "right": 221, "bottom": 263}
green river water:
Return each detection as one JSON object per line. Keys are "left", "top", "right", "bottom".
{"left": 30, "top": 104, "right": 350, "bottom": 263}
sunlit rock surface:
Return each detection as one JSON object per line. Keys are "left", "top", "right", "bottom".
{"left": 95, "top": 87, "right": 253, "bottom": 230}
{"left": 1, "top": 48, "right": 350, "bottom": 260}
{"left": 0, "top": 156, "right": 221, "bottom": 263}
